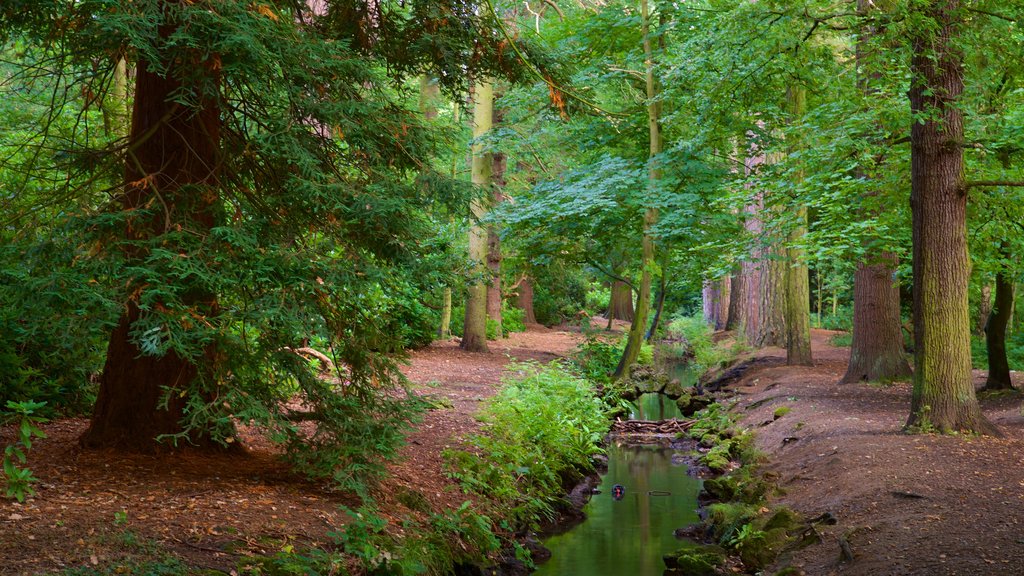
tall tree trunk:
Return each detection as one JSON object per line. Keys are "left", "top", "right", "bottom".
{"left": 843, "top": 0, "right": 911, "bottom": 383}
{"left": 906, "top": 0, "right": 995, "bottom": 434}
{"left": 486, "top": 148, "right": 506, "bottom": 338}
{"left": 82, "top": 21, "right": 222, "bottom": 450}
{"left": 786, "top": 206, "right": 813, "bottom": 365}
{"left": 516, "top": 275, "right": 537, "bottom": 324}
{"left": 753, "top": 253, "right": 787, "bottom": 348}
{"left": 438, "top": 289, "right": 452, "bottom": 339}
{"left": 462, "top": 79, "right": 492, "bottom": 353}
{"left": 726, "top": 267, "right": 746, "bottom": 331}
{"left": 703, "top": 276, "right": 731, "bottom": 330}
{"left": 609, "top": 279, "right": 635, "bottom": 322}
{"left": 983, "top": 248, "right": 1014, "bottom": 390}
{"left": 614, "top": 0, "right": 659, "bottom": 379}
{"left": 784, "top": 85, "right": 813, "bottom": 365}
{"left": 842, "top": 255, "right": 912, "bottom": 382}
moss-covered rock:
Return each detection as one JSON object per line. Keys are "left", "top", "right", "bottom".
{"left": 736, "top": 526, "right": 790, "bottom": 569}
{"left": 675, "top": 391, "right": 714, "bottom": 416}
{"left": 663, "top": 542, "right": 727, "bottom": 575}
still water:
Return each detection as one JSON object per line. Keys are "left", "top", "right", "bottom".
{"left": 630, "top": 393, "right": 684, "bottom": 421}
{"left": 534, "top": 443, "right": 702, "bottom": 576}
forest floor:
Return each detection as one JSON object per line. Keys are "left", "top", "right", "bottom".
{"left": 2, "top": 323, "right": 1023, "bottom": 575}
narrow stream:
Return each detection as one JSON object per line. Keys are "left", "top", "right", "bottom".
{"left": 534, "top": 441, "right": 702, "bottom": 576}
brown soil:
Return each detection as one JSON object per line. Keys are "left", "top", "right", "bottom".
{"left": 3, "top": 323, "right": 1023, "bottom": 576}
{"left": 0, "top": 324, "right": 589, "bottom": 575}
{"left": 732, "top": 329, "right": 1024, "bottom": 576}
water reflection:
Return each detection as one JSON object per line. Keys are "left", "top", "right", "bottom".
{"left": 630, "top": 393, "right": 684, "bottom": 421}
{"left": 535, "top": 444, "right": 701, "bottom": 576}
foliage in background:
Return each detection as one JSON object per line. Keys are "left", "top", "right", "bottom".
{"left": 444, "top": 362, "right": 608, "bottom": 531}
{"left": 666, "top": 315, "right": 731, "bottom": 376}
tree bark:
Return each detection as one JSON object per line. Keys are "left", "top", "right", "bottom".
{"left": 983, "top": 251, "right": 1014, "bottom": 390}
{"left": 976, "top": 283, "right": 992, "bottom": 336}
{"left": 614, "top": 0, "right": 658, "bottom": 379}
{"left": 842, "top": 0, "right": 911, "bottom": 383}
{"left": 785, "top": 206, "right": 813, "bottom": 365}
{"left": 486, "top": 148, "right": 506, "bottom": 338}
{"left": 462, "top": 79, "right": 492, "bottom": 353}
{"left": 516, "top": 276, "right": 537, "bottom": 324}
{"left": 702, "top": 276, "right": 730, "bottom": 330}
{"left": 784, "top": 85, "right": 813, "bottom": 365}
{"left": 842, "top": 255, "right": 912, "bottom": 382}
{"left": 609, "top": 279, "right": 635, "bottom": 322}
{"left": 438, "top": 288, "right": 452, "bottom": 338}
{"left": 102, "top": 57, "right": 128, "bottom": 137}
{"left": 906, "top": 0, "right": 996, "bottom": 434}
{"left": 726, "top": 267, "right": 746, "bottom": 331}
{"left": 82, "top": 16, "right": 223, "bottom": 450}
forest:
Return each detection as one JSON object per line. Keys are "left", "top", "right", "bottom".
{"left": 2, "top": 0, "right": 1024, "bottom": 575}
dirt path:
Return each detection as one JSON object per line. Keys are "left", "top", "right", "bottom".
{"left": 732, "top": 330, "right": 1024, "bottom": 576}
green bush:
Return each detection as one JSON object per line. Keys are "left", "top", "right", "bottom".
{"left": 666, "top": 315, "right": 729, "bottom": 376}
{"left": 971, "top": 332, "right": 1024, "bottom": 370}
{"left": 451, "top": 303, "right": 527, "bottom": 340}
{"left": 445, "top": 362, "right": 608, "bottom": 530}
{"left": 584, "top": 283, "right": 610, "bottom": 316}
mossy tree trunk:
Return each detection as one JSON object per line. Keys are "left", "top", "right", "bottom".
{"left": 614, "top": 0, "right": 659, "bottom": 380}
{"left": 82, "top": 14, "right": 223, "bottom": 450}
{"left": 906, "top": 0, "right": 996, "bottom": 434}
{"left": 462, "top": 79, "right": 493, "bottom": 353}
{"left": 784, "top": 85, "right": 812, "bottom": 365}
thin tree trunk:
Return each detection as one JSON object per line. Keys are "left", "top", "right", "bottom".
{"left": 614, "top": 0, "right": 658, "bottom": 379}
{"left": 983, "top": 247, "right": 1014, "bottom": 390}
{"left": 486, "top": 149, "right": 506, "bottom": 338}
{"left": 461, "top": 79, "right": 492, "bottom": 353}
{"left": 82, "top": 21, "right": 223, "bottom": 450}
{"left": 102, "top": 57, "right": 128, "bottom": 137}
{"left": 438, "top": 288, "right": 452, "bottom": 338}
{"left": 906, "top": 0, "right": 995, "bottom": 434}
{"left": 977, "top": 283, "right": 992, "bottom": 336}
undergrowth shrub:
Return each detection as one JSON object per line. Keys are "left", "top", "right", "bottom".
{"left": 570, "top": 334, "right": 654, "bottom": 383}
{"left": 444, "top": 362, "right": 608, "bottom": 530}
{"left": 665, "top": 315, "right": 729, "bottom": 375}
{"left": 450, "top": 303, "right": 527, "bottom": 340}
{"left": 971, "top": 332, "right": 1024, "bottom": 370}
